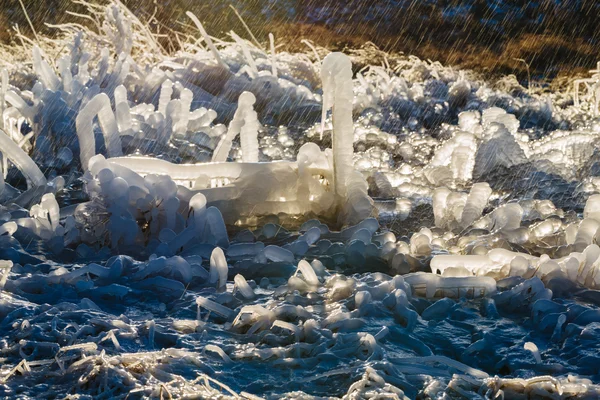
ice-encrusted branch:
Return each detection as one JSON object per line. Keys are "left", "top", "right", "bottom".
{"left": 269, "top": 33, "right": 277, "bottom": 78}
{"left": 33, "top": 46, "right": 60, "bottom": 91}
{"left": 114, "top": 84, "right": 132, "bottom": 134}
{"left": 76, "top": 93, "right": 122, "bottom": 169}
{"left": 212, "top": 91, "right": 258, "bottom": 162}
{"left": 0, "top": 128, "right": 46, "bottom": 188}
{"left": 186, "top": 11, "right": 227, "bottom": 69}
{"left": 321, "top": 52, "right": 354, "bottom": 198}
{"left": 230, "top": 31, "right": 259, "bottom": 78}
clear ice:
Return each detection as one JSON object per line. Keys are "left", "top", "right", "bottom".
{"left": 0, "top": 2, "right": 600, "bottom": 399}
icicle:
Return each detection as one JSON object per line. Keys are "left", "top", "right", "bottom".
{"left": 205, "top": 207, "right": 229, "bottom": 248}
{"left": 269, "top": 33, "right": 277, "bottom": 78}
{"left": 460, "top": 183, "right": 492, "bottom": 228}
{"left": 295, "top": 260, "right": 319, "bottom": 286}
{"left": 524, "top": 342, "right": 542, "bottom": 364}
{"left": 40, "top": 193, "right": 60, "bottom": 232}
{"left": 595, "top": 84, "right": 600, "bottom": 117}
{"left": 76, "top": 93, "right": 122, "bottom": 169}
{"left": 95, "top": 48, "right": 110, "bottom": 84}
{"left": 240, "top": 99, "right": 259, "bottom": 163}
{"left": 205, "top": 344, "right": 233, "bottom": 364}
{"left": 5, "top": 90, "right": 36, "bottom": 121}
{"left": 57, "top": 57, "right": 73, "bottom": 94}
{"left": 147, "top": 320, "right": 155, "bottom": 350}
{"left": 0, "top": 152, "right": 4, "bottom": 195}
{"left": 433, "top": 188, "right": 451, "bottom": 228}
{"left": 164, "top": 100, "right": 181, "bottom": 143}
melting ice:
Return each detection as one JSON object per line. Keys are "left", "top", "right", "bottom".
{"left": 1, "top": 2, "right": 600, "bottom": 399}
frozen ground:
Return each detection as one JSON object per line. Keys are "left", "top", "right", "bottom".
{"left": 1, "top": 2, "right": 600, "bottom": 399}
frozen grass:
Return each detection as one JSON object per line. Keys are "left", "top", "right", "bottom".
{"left": 0, "top": 1, "right": 599, "bottom": 399}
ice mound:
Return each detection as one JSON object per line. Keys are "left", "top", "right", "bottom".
{"left": 0, "top": 1, "right": 599, "bottom": 398}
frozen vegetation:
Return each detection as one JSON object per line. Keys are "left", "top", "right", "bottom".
{"left": 1, "top": 1, "right": 600, "bottom": 399}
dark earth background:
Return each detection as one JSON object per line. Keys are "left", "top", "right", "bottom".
{"left": 2, "top": 0, "right": 599, "bottom": 85}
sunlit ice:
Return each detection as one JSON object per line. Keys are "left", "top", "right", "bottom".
{"left": 0, "top": 1, "right": 599, "bottom": 399}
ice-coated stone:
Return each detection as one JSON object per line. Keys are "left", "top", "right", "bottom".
{"left": 264, "top": 245, "right": 294, "bottom": 263}
{"left": 196, "top": 295, "right": 234, "bottom": 319}
{"left": 204, "top": 207, "right": 229, "bottom": 248}
{"left": 491, "top": 203, "right": 523, "bottom": 232}
{"left": 234, "top": 274, "right": 255, "bottom": 300}
{"left": 296, "top": 260, "right": 319, "bottom": 286}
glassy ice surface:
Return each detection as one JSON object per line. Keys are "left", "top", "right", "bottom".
{"left": 1, "top": 2, "right": 600, "bottom": 399}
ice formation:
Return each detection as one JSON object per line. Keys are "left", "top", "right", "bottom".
{"left": 574, "top": 62, "right": 600, "bottom": 117}
{"left": 212, "top": 91, "right": 259, "bottom": 163}
{"left": 1, "top": 1, "right": 600, "bottom": 399}
{"left": 110, "top": 51, "right": 374, "bottom": 228}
